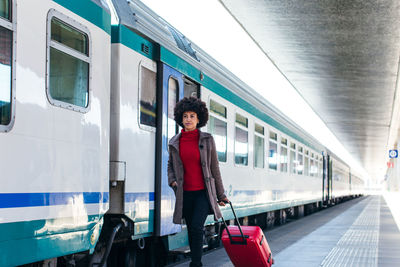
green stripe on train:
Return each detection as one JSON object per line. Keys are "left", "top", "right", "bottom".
{"left": 111, "top": 24, "right": 158, "bottom": 60}
{"left": 126, "top": 209, "right": 154, "bottom": 237}
{"left": 112, "top": 24, "right": 319, "bottom": 151}
{"left": 0, "top": 215, "right": 103, "bottom": 266}
{"left": 53, "top": 0, "right": 111, "bottom": 34}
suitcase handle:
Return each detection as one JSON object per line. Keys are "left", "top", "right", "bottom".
{"left": 221, "top": 201, "right": 247, "bottom": 245}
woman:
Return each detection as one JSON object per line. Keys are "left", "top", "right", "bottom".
{"left": 168, "top": 97, "right": 229, "bottom": 267}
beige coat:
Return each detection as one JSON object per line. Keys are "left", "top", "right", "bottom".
{"left": 168, "top": 130, "right": 227, "bottom": 224}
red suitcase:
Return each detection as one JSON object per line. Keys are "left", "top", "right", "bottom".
{"left": 221, "top": 202, "right": 273, "bottom": 267}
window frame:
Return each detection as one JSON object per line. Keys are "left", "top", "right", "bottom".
{"left": 289, "top": 142, "right": 297, "bottom": 174}
{"left": 280, "top": 136, "right": 288, "bottom": 173}
{"left": 253, "top": 122, "right": 265, "bottom": 169}
{"left": 208, "top": 98, "right": 228, "bottom": 163}
{"left": 268, "top": 130, "right": 278, "bottom": 171}
{"left": 138, "top": 60, "right": 157, "bottom": 132}
{"left": 297, "top": 145, "right": 304, "bottom": 175}
{"left": 0, "top": 0, "right": 16, "bottom": 132}
{"left": 234, "top": 112, "right": 249, "bottom": 167}
{"left": 310, "top": 153, "right": 315, "bottom": 177}
{"left": 46, "top": 9, "right": 91, "bottom": 113}
{"left": 304, "top": 149, "right": 310, "bottom": 176}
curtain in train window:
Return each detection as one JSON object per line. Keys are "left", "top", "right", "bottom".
{"left": 49, "top": 18, "right": 89, "bottom": 108}
{"left": 139, "top": 66, "right": 157, "bottom": 127}
{"left": 0, "top": 21, "right": 12, "bottom": 125}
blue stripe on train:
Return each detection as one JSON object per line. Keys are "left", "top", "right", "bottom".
{"left": 125, "top": 192, "right": 155, "bottom": 202}
{"left": 0, "top": 192, "right": 109, "bottom": 208}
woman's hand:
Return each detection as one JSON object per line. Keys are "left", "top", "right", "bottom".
{"left": 218, "top": 197, "right": 229, "bottom": 206}
{"left": 170, "top": 181, "right": 177, "bottom": 189}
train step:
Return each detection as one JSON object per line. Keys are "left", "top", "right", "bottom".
{"left": 170, "top": 244, "right": 209, "bottom": 254}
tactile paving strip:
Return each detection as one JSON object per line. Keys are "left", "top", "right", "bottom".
{"left": 320, "top": 197, "right": 380, "bottom": 267}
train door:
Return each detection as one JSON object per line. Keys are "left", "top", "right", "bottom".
{"left": 322, "top": 154, "right": 332, "bottom": 205}
{"left": 328, "top": 158, "right": 333, "bottom": 203}
{"left": 154, "top": 63, "right": 199, "bottom": 236}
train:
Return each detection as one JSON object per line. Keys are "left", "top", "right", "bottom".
{"left": 0, "top": 0, "right": 364, "bottom": 266}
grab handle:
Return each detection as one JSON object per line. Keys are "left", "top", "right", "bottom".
{"left": 221, "top": 201, "right": 247, "bottom": 245}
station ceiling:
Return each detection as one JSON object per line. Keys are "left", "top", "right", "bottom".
{"left": 219, "top": 0, "right": 400, "bottom": 181}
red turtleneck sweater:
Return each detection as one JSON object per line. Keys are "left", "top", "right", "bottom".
{"left": 179, "top": 129, "right": 205, "bottom": 191}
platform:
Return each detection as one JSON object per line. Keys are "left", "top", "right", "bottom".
{"left": 170, "top": 194, "right": 400, "bottom": 267}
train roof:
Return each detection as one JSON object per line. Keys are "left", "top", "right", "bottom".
{"left": 111, "top": 0, "right": 326, "bottom": 152}
{"left": 91, "top": 0, "right": 110, "bottom": 13}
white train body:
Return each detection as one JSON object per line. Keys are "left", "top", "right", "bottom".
{"left": 0, "top": 0, "right": 110, "bottom": 265}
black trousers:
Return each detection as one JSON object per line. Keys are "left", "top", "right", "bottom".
{"left": 183, "top": 190, "right": 211, "bottom": 266}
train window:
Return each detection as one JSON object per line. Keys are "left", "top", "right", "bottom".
{"left": 281, "top": 137, "right": 287, "bottom": 146}
{"left": 304, "top": 150, "right": 309, "bottom": 176}
{"left": 139, "top": 66, "right": 157, "bottom": 128}
{"left": 268, "top": 131, "right": 278, "bottom": 170}
{"left": 297, "top": 146, "right": 304, "bottom": 175}
{"left": 319, "top": 157, "right": 323, "bottom": 177}
{"left": 208, "top": 99, "right": 228, "bottom": 162}
{"left": 209, "top": 99, "right": 227, "bottom": 162}
{"left": 209, "top": 116, "right": 227, "bottom": 162}
{"left": 290, "top": 142, "right": 297, "bottom": 174}
{"left": 255, "top": 123, "right": 264, "bottom": 135}
{"left": 47, "top": 11, "right": 90, "bottom": 111}
{"left": 269, "top": 131, "right": 277, "bottom": 141}
{"left": 280, "top": 138, "right": 288, "bottom": 172}
{"left": 167, "top": 77, "right": 178, "bottom": 141}
{"left": 236, "top": 113, "right": 248, "bottom": 127}
{"left": 184, "top": 77, "right": 198, "bottom": 98}
{"left": 210, "top": 99, "right": 226, "bottom": 118}
{"left": 254, "top": 123, "right": 264, "bottom": 168}
{"left": 310, "top": 156, "right": 316, "bottom": 177}
{"left": 0, "top": 0, "right": 14, "bottom": 131}
{"left": 235, "top": 113, "right": 248, "bottom": 166}
{"left": 0, "top": 0, "right": 10, "bottom": 20}
{"left": 0, "top": 26, "right": 12, "bottom": 126}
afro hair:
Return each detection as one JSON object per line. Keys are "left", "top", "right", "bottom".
{"left": 174, "top": 97, "right": 209, "bottom": 128}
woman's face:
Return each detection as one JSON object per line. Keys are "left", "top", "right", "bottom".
{"left": 182, "top": 111, "right": 199, "bottom": 131}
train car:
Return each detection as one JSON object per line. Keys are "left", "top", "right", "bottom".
{"left": 349, "top": 169, "right": 365, "bottom": 197}
{"left": 0, "top": 0, "right": 364, "bottom": 266}
{"left": 0, "top": 0, "right": 111, "bottom": 266}
{"left": 322, "top": 152, "right": 363, "bottom": 206}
